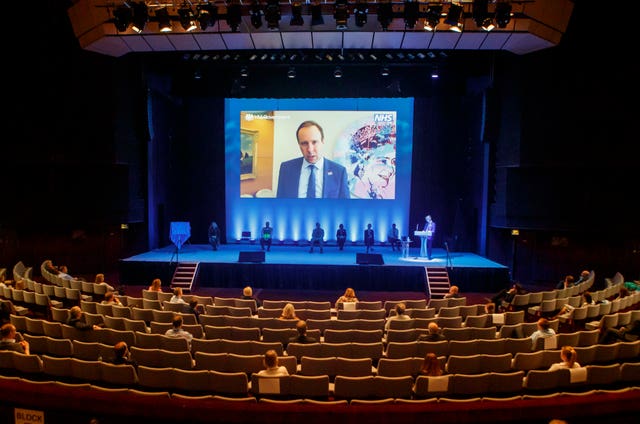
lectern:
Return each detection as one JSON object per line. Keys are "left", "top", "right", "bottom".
{"left": 170, "top": 222, "right": 191, "bottom": 264}
{"left": 414, "top": 230, "right": 428, "bottom": 258}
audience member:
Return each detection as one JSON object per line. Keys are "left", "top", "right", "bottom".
{"left": 443, "top": 285, "right": 460, "bottom": 299}
{"left": 556, "top": 275, "right": 575, "bottom": 290}
{"left": 57, "top": 265, "right": 77, "bottom": 281}
{"left": 0, "top": 301, "right": 18, "bottom": 324}
{"left": 598, "top": 319, "right": 640, "bottom": 344}
{"left": 241, "top": 286, "right": 261, "bottom": 308}
{"left": 94, "top": 273, "right": 116, "bottom": 292}
{"left": 0, "top": 323, "right": 29, "bottom": 354}
{"left": 101, "top": 291, "right": 122, "bottom": 305}
{"left": 43, "top": 260, "right": 59, "bottom": 275}
{"left": 489, "top": 282, "right": 526, "bottom": 311}
{"left": 385, "top": 302, "right": 410, "bottom": 330}
{"left": 419, "top": 352, "right": 443, "bottom": 376}
{"left": 287, "top": 320, "right": 317, "bottom": 348}
{"left": 279, "top": 303, "right": 299, "bottom": 320}
{"left": 418, "top": 322, "right": 446, "bottom": 341}
{"left": 164, "top": 315, "right": 193, "bottom": 348}
{"left": 548, "top": 346, "right": 580, "bottom": 371}
{"left": 188, "top": 299, "right": 201, "bottom": 323}
{"left": 170, "top": 287, "right": 187, "bottom": 304}
{"left": 256, "top": 349, "right": 289, "bottom": 376}
{"left": 552, "top": 292, "right": 594, "bottom": 321}
{"left": 530, "top": 318, "right": 556, "bottom": 349}
{"left": 112, "top": 341, "right": 137, "bottom": 367}
{"left": 575, "top": 270, "right": 591, "bottom": 284}
{"left": 336, "top": 287, "right": 359, "bottom": 305}
{"left": 67, "top": 306, "right": 101, "bottom": 330}
{"left": 148, "top": 278, "right": 163, "bottom": 292}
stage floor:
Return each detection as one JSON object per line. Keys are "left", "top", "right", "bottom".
{"left": 122, "top": 243, "right": 506, "bottom": 269}
{"left": 120, "top": 244, "right": 509, "bottom": 295}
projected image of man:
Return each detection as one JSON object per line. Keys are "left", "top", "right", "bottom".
{"left": 277, "top": 120, "right": 349, "bottom": 198}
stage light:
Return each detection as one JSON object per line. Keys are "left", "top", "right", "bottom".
{"left": 377, "top": 0, "right": 393, "bottom": 31}
{"left": 178, "top": 4, "right": 197, "bottom": 32}
{"left": 290, "top": 1, "right": 304, "bottom": 25}
{"left": 240, "top": 67, "right": 249, "bottom": 77}
{"left": 473, "top": 0, "right": 494, "bottom": 31}
{"left": 264, "top": 0, "right": 281, "bottom": 30}
{"left": 495, "top": 1, "right": 512, "bottom": 28}
{"left": 334, "top": 0, "right": 349, "bottom": 30}
{"left": 381, "top": 67, "right": 390, "bottom": 77}
{"left": 156, "top": 7, "right": 172, "bottom": 32}
{"left": 311, "top": 2, "right": 324, "bottom": 26}
{"left": 431, "top": 67, "right": 439, "bottom": 79}
{"left": 197, "top": 4, "right": 218, "bottom": 31}
{"left": 226, "top": 0, "right": 242, "bottom": 32}
{"left": 423, "top": 5, "right": 442, "bottom": 31}
{"left": 403, "top": 0, "right": 419, "bottom": 30}
{"left": 130, "top": 1, "right": 148, "bottom": 33}
{"left": 333, "top": 67, "right": 343, "bottom": 78}
{"left": 113, "top": 4, "right": 132, "bottom": 32}
{"left": 287, "top": 67, "right": 296, "bottom": 79}
{"left": 250, "top": 0, "right": 263, "bottom": 29}
{"left": 354, "top": 0, "right": 368, "bottom": 27}
{"left": 445, "top": 3, "right": 463, "bottom": 32}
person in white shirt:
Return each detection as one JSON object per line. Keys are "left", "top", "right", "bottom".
{"left": 164, "top": 315, "right": 193, "bottom": 349}
{"left": 548, "top": 346, "right": 580, "bottom": 371}
{"left": 256, "top": 349, "right": 289, "bottom": 376}
{"left": 170, "top": 287, "right": 187, "bottom": 304}
{"left": 530, "top": 318, "right": 556, "bottom": 350}
{"left": 385, "top": 302, "right": 410, "bottom": 330}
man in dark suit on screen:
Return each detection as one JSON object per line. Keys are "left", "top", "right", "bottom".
{"left": 276, "top": 120, "right": 349, "bottom": 199}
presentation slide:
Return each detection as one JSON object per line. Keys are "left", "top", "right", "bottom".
{"left": 225, "top": 98, "right": 414, "bottom": 243}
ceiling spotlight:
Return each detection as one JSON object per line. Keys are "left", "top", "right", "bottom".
{"left": 113, "top": 4, "right": 132, "bottom": 32}
{"left": 431, "top": 67, "right": 439, "bottom": 79}
{"left": 197, "top": 4, "right": 217, "bottom": 31}
{"left": 178, "top": 4, "right": 197, "bottom": 32}
{"left": 250, "top": 0, "right": 263, "bottom": 29}
{"left": 287, "top": 67, "right": 296, "bottom": 79}
{"left": 495, "top": 2, "right": 512, "bottom": 28}
{"left": 226, "top": 1, "right": 242, "bottom": 32}
{"left": 381, "top": 67, "right": 390, "bottom": 77}
{"left": 424, "top": 5, "right": 442, "bottom": 31}
{"left": 377, "top": 0, "right": 393, "bottom": 31}
{"left": 240, "top": 67, "right": 249, "bottom": 78}
{"left": 290, "top": 1, "right": 304, "bottom": 26}
{"left": 156, "top": 7, "right": 172, "bottom": 32}
{"left": 473, "top": 0, "right": 494, "bottom": 31}
{"left": 311, "top": 2, "right": 324, "bottom": 26}
{"left": 130, "top": 1, "right": 148, "bottom": 33}
{"left": 355, "top": 0, "right": 368, "bottom": 27}
{"left": 445, "top": 3, "right": 463, "bottom": 32}
{"left": 334, "top": 0, "right": 349, "bottom": 30}
{"left": 416, "top": 52, "right": 426, "bottom": 59}
{"left": 265, "top": 0, "right": 281, "bottom": 30}
{"left": 403, "top": 0, "right": 419, "bottom": 30}
{"left": 333, "top": 67, "right": 343, "bottom": 78}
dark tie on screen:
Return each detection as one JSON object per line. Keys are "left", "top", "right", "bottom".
{"left": 307, "top": 164, "right": 316, "bottom": 198}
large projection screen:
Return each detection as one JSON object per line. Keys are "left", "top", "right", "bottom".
{"left": 225, "top": 98, "right": 414, "bottom": 244}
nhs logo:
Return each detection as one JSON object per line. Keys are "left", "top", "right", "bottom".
{"left": 374, "top": 113, "right": 394, "bottom": 122}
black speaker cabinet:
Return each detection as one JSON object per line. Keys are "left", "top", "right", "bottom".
{"left": 238, "top": 251, "right": 265, "bottom": 263}
{"left": 356, "top": 253, "right": 384, "bottom": 265}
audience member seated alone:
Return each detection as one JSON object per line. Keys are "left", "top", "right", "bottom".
{"left": 279, "top": 303, "right": 298, "bottom": 320}
{"left": 95, "top": 273, "right": 116, "bottom": 292}
{"left": 112, "top": 341, "right": 137, "bottom": 367}
{"left": 336, "top": 287, "right": 359, "bottom": 305}
{"left": 101, "top": 291, "right": 122, "bottom": 305}
{"left": 556, "top": 275, "right": 575, "bottom": 290}
{"left": 419, "top": 352, "right": 443, "bottom": 376}
{"left": 0, "top": 323, "right": 30, "bottom": 354}
{"left": 443, "top": 285, "right": 460, "bottom": 299}
{"left": 188, "top": 299, "right": 201, "bottom": 323}
{"left": 241, "top": 286, "right": 261, "bottom": 308}
{"left": 164, "top": 314, "right": 193, "bottom": 348}
{"left": 530, "top": 318, "right": 555, "bottom": 349}
{"left": 552, "top": 292, "right": 594, "bottom": 321}
{"left": 385, "top": 303, "right": 410, "bottom": 330}
{"left": 256, "top": 349, "right": 289, "bottom": 377}
{"left": 67, "top": 306, "right": 102, "bottom": 330}
{"left": 170, "top": 287, "right": 187, "bottom": 304}
{"left": 548, "top": 346, "right": 580, "bottom": 371}
{"left": 287, "top": 320, "right": 317, "bottom": 348}
{"left": 418, "top": 322, "right": 446, "bottom": 341}
{"left": 598, "top": 319, "right": 640, "bottom": 344}
{"left": 148, "top": 278, "right": 163, "bottom": 292}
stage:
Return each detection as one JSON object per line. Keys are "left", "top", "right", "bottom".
{"left": 119, "top": 243, "right": 510, "bottom": 296}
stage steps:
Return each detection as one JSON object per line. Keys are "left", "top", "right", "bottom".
{"left": 170, "top": 262, "right": 199, "bottom": 294}
{"left": 426, "top": 267, "right": 450, "bottom": 298}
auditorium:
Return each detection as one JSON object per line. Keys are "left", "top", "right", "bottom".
{"left": 1, "top": 1, "right": 639, "bottom": 423}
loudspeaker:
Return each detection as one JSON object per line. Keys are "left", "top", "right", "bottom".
{"left": 238, "top": 251, "right": 265, "bottom": 263}
{"left": 356, "top": 253, "right": 384, "bottom": 265}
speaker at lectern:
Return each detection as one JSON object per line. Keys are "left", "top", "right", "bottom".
{"left": 170, "top": 222, "right": 191, "bottom": 250}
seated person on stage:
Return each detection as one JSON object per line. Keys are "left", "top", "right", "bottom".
{"left": 208, "top": 221, "right": 220, "bottom": 251}
{"left": 260, "top": 221, "right": 273, "bottom": 251}
{"left": 309, "top": 222, "right": 324, "bottom": 253}
{"left": 387, "top": 223, "right": 400, "bottom": 252}
{"left": 336, "top": 223, "right": 347, "bottom": 251}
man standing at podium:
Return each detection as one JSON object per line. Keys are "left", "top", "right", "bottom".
{"left": 423, "top": 215, "right": 436, "bottom": 260}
